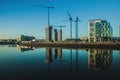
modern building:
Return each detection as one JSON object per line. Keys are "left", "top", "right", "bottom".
{"left": 54, "top": 29, "right": 58, "bottom": 42}
{"left": 16, "top": 35, "right": 35, "bottom": 42}
{"left": 88, "top": 49, "right": 112, "bottom": 71}
{"left": 45, "top": 26, "right": 53, "bottom": 42}
{"left": 58, "top": 29, "right": 62, "bottom": 42}
{"left": 88, "top": 19, "right": 113, "bottom": 42}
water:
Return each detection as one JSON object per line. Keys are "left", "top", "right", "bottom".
{"left": 0, "top": 45, "right": 120, "bottom": 80}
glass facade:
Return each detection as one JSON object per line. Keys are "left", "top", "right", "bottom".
{"left": 88, "top": 19, "right": 113, "bottom": 42}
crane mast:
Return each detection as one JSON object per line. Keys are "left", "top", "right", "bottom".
{"left": 33, "top": 5, "right": 54, "bottom": 26}
{"left": 67, "top": 11, "right": 73, "bottom": 39}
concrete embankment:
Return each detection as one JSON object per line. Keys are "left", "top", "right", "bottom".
{"left": 19, "top": 42, "right": 120, "bottom": 49}
{"left": 0, "top": 42, "right": 16, "bottom": 45}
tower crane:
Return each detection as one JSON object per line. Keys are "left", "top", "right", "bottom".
{"left": 33, "top": 4, "right": 54, "bottom": 26}
{"left": 52, "top": 25, "right": 66, "bottom": 30}
{"left": 75, "top": 17, "right": 80, "bottom": 39}
{"left": 67, "top": 11, "right": 73, "bottom": 39}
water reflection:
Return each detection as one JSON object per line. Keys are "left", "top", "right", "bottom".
{"left": 88, "top": 49, "right": 112, "bottom": 71}
{"left": 45, "top": 48, "right": 63, "bottom": 63}
{"left": 0, "top": 45, "right": 120, "bottom": 80}
{"left": 46, "top": 48, "right": 53, "bottom": 63}
{"left": 16, "top": 45, "right": 34, "bottom": 52}
{"left": 75, "top": 50, "right": 79, "bottom": 71}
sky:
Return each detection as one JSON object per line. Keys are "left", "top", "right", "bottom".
{"left": 0, "top": 0, "right": 120, "bottom": 39}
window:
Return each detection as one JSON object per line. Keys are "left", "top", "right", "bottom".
{"left": 95, "top": 22, "right": 101, "bottom": 26}
{"left": 90, "top": 33, "right": 94, "bottom": 36}
{"left": 90, "top": 23, "right": 94, "bottom": 27}
{"left": 90, "top": 28, "right": 94, "bottom": 32}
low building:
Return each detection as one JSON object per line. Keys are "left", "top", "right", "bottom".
{"left": 80, "top": 37, "right": 88, "bottom": 42}
{"left": 16, "top": 35, "right": 35, "bottom": 42}
{"left": 63, "top": 39, "right": 81, "bottom": 42}
{"left": 111, "top": 37, "right": 120, "bottom": 42}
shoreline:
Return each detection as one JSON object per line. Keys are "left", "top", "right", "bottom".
{"left": 18, "top": 42, "right": 120, "bottom": 49}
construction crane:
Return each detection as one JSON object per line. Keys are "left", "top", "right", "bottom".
{"left": 67, "top": 11, "right": 73, "bottom": 39}
{"left": 33, "top": 4, "right": 54, "bottom": 26}
{"left": 75, "top": 16, "right": 80, "bottom": 39}
{"left": 52, "top": 25, "right": 66, "bottom": 29}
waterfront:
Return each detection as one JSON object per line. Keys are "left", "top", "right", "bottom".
{"left": 0, "top": 45, "right": 120, "bottom": 80}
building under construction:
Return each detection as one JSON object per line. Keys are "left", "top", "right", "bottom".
{"left": 54, "top": 29, "right": 58, "bottom": 42}
{"left": 58, "top": 29, "right": 62, "bottom": 42}
{"left": 45, "top": 26, "right": 62, "bottom": 42}
{"left": 45, "top": 26, "right": 53, "bottom": 42}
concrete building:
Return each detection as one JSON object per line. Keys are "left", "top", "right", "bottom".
{"left": 16, "top": 35, "right": 35, "bottom": 42}
{"left": 45, "top": 26, "right": 53, "bottom": 42}
{"left": 88, "top": 19, "right": 113, "bottom": 42}
{"left": 54, "top": 29, "right": 58, "bottom": 42}
{"left": 88, "top": 49, "right": 112, "bottom": 71}
{"left": 58, "top": 29, "right": 62, "bottom": 42}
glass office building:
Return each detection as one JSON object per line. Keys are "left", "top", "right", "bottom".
{"left": 88, "top": 19, "right": 113, "bottom": 42}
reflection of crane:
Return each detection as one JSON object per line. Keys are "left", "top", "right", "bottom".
{"left": 67, "top": 11, "right": 73, "bottom": 39}
{"left": 33, "top": 4, "right": 55, "bottom": 26}
{"left": 75, "top": 17, "right": 80, "bottom": 39}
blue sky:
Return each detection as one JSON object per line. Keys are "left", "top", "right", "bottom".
{"left": 0, "top": 0, "right": 120, "bottom": 39}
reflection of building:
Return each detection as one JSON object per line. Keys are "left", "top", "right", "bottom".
{"left": 45, "top": 48, "right": 63, "bottom": 63}
{"left": 88, "top": 49, "right": 112, "bottom": 71}
{"left": 16, "top": 35, "right": 35, "bottom": 42}
{"left": 54, "top": 48, "right": 58, "bottom": 59}
{"left": 58, "top": 48, "right": 62, "bottom": 58}
{"left": 45, "top": 26, "right": 53, "bottom": 42}
{"left": 54, "top": 48, "right": 62, "bottom": 59}
{"left": 16, "top": 45, "right": 34, "bottom": 52}
{"left": 46, "top": 48, "right": 53, "bottom": 63}
{"left": 88, "top": 19, "right": 113, "bottom": 42}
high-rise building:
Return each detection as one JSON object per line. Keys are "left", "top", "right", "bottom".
{"left": 58, "top": 29, "right": 62, "bottom": 42}
{"left": 45, "top": 26, "right": 53, "bottom": 42}
{"left": 88, "top": 19, "right": 113, "bottom": 42}
{"left": 54, "top": 29, "right": 58, "bottom": 42}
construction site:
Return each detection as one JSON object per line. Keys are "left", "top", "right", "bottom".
{"left": 16, "top": 4, "right": 120, "bottom": 49}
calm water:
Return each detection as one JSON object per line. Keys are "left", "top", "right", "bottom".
{"left": 0, "top": 45, "right": 120, "bottom": 80}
